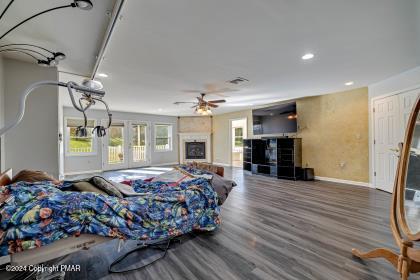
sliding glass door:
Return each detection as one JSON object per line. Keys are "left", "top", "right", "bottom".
{"left": 103, "top": 120, "right": 150, "bottom": 170}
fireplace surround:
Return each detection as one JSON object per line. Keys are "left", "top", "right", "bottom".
{"left": 179, "top": 132, "right": 211, "bottom": 164}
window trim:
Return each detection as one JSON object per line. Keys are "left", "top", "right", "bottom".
{"left": 64, "top": 117, "right": 97, "bottom": 157}
{"left": 154, "top": 123, "right": 173, "bottom": 152}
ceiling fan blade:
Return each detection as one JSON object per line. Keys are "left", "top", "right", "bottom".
{"left": 208, "top": 99, "right": 226, "bottom": 103}
{"left": 191, "top": 105, "right": 198, "bottom": 108}
{"left": 207, "top": 103, "right": 219, "bottom": 108}
{"left": 174, "top": 101, "right": 196, "bottom": 105}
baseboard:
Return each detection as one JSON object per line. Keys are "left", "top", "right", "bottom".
{"left": 315, "top": 176, "right": 371, "bottom": 188}
{"left": 212, "top": 162, "right": 232, "bottom": 167}
{"left": 151, "top": 162, "right": 180, "bottom": 167}
{"left": 64, "top": 170, "right": 103, "bottom": 176}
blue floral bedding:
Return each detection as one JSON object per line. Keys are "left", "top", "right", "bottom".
{"left": 0, "top": 178, "right": 220, "bottom": 256}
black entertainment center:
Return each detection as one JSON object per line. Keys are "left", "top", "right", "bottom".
{"left": 243, "top": 138, "right": 302, "bottom": 180}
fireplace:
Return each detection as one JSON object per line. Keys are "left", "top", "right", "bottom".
{"left": 179, "top": 133, "right": 211, "bottom": 164}
{"left": 185, "top": 142, "right": 206, "bottom": 160}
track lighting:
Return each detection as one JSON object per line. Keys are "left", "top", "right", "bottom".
{"left": 0, "top": 45, "right": 66, "bottom": 67}
{"left": 53, "top": 52, "right": 66, "bottom": 61}
{"left": 0, "top": 44, "right": 66, "bottom": 63}
{"left": 73, "top": 0, "right": 93, "bottom": 10}
{"left": 0, "top": 1, "right": 95, "bottom": 41}
{"left": 37, "top": 60, "right": 51, "bottom": 67}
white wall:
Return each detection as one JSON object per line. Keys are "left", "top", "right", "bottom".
{"left": 3, "top": 59, "right": 59, "bottom": 177}
{"left": 63, "top": 107, "right": 179, "bottom": 174}
{"left": 368, "top": 66, "right": 420, "bottom": 186}
{"left": 0, "top": 56, "right": 5, "bottom": 172}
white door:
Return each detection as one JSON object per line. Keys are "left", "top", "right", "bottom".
{"left": 103, "top": 120, "right": 129, "bottom": 170}
{"left": 128, "top": 122, "right": 150, "bottom": 168}
{"left": 373, "top": 89, "right": 419, "bottom": 192}
{"left": 400, "top": 90, "right": 420, "bottom": 136}
{"left": 374, "top": 95, "right": 399, "bottom": 192}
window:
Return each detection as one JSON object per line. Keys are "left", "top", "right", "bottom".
{"left": 65, "top": 118, "right": 96, "bottom": 156}
{"left": 234, "top": 127, "right": 244, "bottom": 148}
{"left": 155, "top": 124, "right": 172, "bottom": 151}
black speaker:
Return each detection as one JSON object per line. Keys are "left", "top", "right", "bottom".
{"left": 303, "top": 168, "right": 315, "bottom": 181}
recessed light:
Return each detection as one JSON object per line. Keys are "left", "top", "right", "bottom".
{"left": 345, "top": 81, "right": 354, "bottom": 86}
{"left": 301, "top": 53, "right": 314, "bottom": 60}
{"left": 97, "top": 73, "right": 108, "bottom": 78}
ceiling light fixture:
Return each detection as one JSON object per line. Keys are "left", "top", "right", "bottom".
{"left": 74, "top": 0, "right": 93, "bottom": 10}
{"left": 97, "top": 73, "right": 109, "bottom": 78}
{"left": 345, "top": 81, "right": 354, "bottom": 86}
{"left": 0, "top": 0, "right": 94, "bottom": 41}
{"left": 302, "top": 53, "right": 315, "bottom": 60}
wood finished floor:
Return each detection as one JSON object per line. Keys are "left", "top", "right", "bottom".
{"left": 8, "top": 167, "right": 420, "bottom": 279}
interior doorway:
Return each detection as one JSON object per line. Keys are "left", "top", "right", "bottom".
{"left": 230, "top": 118, "right": 247, "bottom": 168}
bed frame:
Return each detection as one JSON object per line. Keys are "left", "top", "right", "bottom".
{"left": 0, "top": 169, "right": 112, "bottom": 266}
{"left": 0, "top": 165, "right": 224, "bottom": 266}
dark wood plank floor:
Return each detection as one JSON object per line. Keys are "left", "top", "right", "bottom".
{"left": 7, "top": 167, "right": 420, "bottom": 279}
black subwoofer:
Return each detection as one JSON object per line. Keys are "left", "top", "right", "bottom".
{"left": 302, "top": 168, "right": 315, "bottom": 181}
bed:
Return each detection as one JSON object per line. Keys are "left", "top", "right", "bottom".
{"left": 0, "top": 165, "right": 234, "bottom": 266}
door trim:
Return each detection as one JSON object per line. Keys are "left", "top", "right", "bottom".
{"left": 370, "top": 84, "right": 420, "bottom": 191}
{"left": 229, "top": 117, "right": 248, "bottom": 167}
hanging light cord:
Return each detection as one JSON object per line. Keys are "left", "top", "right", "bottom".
{"left": 0, "top": 49, "right": 38, "bottom": 61}
{"left": 0, "top": 43, "right": 55, "bottom": 55}
{"left": 0, "top": 47, "right": 49, "bottom": 59}
{"left": 0, "top": 4, "right": 74, "bottom": 41}
{"left": 0, "top": 0, "right": 15, "bottom": 20}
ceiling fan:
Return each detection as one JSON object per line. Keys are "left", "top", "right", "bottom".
{"left": 174, "top": 93, "right": 226, "bottom": 115}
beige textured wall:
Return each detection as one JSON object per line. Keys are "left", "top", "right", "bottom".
{"left": 212, "top": 110, "right": 252, "bottom": 164}
{"left": 179, "top": 116, "right": 212, "bottom": 133}
{"left": 296, "top": 87, "right": 369, "bottom": 182}
{"left": 207, "top": 88, "right": 369, "bottom": 182}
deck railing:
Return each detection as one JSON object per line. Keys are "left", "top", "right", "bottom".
{"left": 108, "top": 145, "right": 147, "bottom": 163}
{"left": 69, "top": 147, "right": 92, "bottom": 153}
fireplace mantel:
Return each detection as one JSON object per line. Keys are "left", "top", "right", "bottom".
{"left": 179, "top": 132, "right": 211, "bottom": 164}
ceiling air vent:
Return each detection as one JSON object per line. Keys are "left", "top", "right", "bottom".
{"left": 228, "top": 77, "right": 249, "bottom": 85}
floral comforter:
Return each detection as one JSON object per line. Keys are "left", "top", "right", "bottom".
{"left": 0, "top": 178, "right": 220, "bottom": 256}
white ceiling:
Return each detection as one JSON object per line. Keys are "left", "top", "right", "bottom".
{"left": 93, "top": 0, "right": 419, "bottom": 116}
{"left": 2, "top": 1, "right": 419, "bottom": 116}
{"left": 0, "top": 0, "right": 116, "bottom": 76}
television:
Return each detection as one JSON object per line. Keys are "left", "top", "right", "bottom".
{"left": 252, "top": 102, "right": 297, "bottom": 135}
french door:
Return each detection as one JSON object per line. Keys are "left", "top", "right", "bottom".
{"left": 128, "top": 122, "right": 150, "bottom": 168}
{"left": 102, "top": 120, "right": 150, "bottom": 170}
{"left": 373, "top": 89, "right": 419, "bottom": 192}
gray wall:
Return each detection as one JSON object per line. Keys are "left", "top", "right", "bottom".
{"left": 4, "top": 59, "right": 59, "bottom": 177}
{"left": 0, "top": 56, "right": 4, "bottom": 172}
{"left": 63, "top": 107, "right": 179, "bottom": 174}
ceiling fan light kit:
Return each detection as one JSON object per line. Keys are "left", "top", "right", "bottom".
{"left": 175, "top": 93, "right": 226, "bottom": 115}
